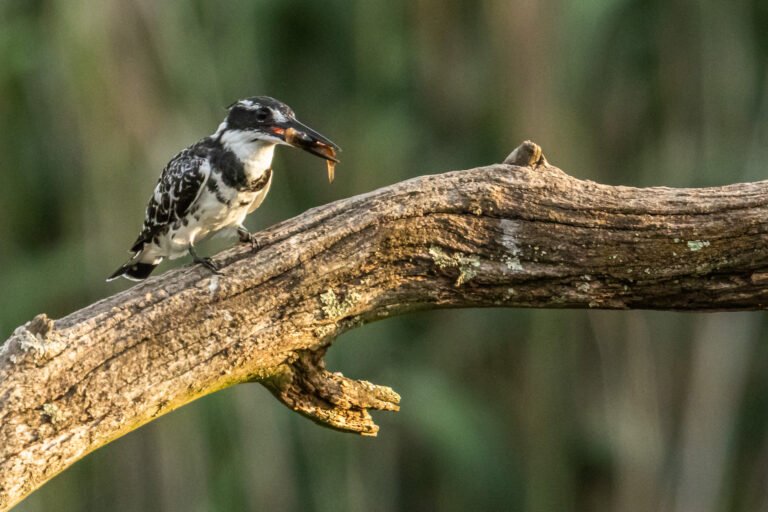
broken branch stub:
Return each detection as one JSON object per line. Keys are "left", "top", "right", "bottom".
{"left": 262, "top": 348, "right": 400, "bottom": 436}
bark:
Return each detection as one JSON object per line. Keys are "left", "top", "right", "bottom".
{"left": 1, "top": 141, "right": 767, "bottom": 510}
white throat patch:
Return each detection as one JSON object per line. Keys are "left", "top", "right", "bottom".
{"left": 219, "top": 129, "right": 277, "bottom": 181}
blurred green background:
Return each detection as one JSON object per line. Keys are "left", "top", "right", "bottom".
{"left": 2, "top": 0, "right": 768, "bottom": 511}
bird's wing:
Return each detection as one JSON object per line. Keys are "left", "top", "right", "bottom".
{"left": 129, "top": 149, "right": 210, "bottom": 253}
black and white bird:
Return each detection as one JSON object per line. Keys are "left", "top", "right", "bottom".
{"left": 108, "top": 96, "right": 339, "bottom": 282}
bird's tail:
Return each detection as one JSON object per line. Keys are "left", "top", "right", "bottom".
{"left": 106, "top": 261, "right": 159, "bottom": 282}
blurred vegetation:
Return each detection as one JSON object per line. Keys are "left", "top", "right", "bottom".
{"left": 2, "top": 0, "right": 767, "bottom": 511}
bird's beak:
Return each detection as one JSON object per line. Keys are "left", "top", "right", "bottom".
{"left": 270, "top": 119, "right": 340, "bottom": 163}
{"left": 270, "top": 118, "right": 340, "bottom": 182}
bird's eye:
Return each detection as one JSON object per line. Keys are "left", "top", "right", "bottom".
{"left": 255, "top": 108, "right": 271, "bottom": 122}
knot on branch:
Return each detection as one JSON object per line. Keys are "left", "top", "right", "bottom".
{"left": 0, "top": 314, "right": 64, "bottom": 366}
{"left": 263, "top": 348, "right": 400, "bottom": 436}
{"left": 504, "top": 140, "right": 547, "bottom": 167}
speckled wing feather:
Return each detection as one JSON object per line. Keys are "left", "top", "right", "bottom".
{"left": 129, "top": 147, "right": 210, "bottom": 254}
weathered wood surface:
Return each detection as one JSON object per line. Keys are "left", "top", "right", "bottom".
{"left": 1, "top": 142, "right": 767, "bottom": 510}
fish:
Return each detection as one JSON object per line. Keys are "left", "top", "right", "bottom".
{"left": 284, "top": 127, "right": 339, "bottom": 183}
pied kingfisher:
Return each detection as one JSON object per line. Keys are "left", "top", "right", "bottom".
{"left": 108, "top": 96, "right": 339, "bottom": 282}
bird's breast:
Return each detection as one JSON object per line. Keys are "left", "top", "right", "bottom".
{"left": 242, "top": 144, "right": 276, "bottom": 182}
{"left": 243, "top": 167, "right": 272, "bottom": 193}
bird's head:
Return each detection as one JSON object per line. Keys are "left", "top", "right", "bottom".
{"left": 219, "top": 96, "right": 340, "bottom": 166}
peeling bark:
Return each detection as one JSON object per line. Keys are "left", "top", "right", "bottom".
{"left": 1, "top": 141, "right": 767, "bottom": 510}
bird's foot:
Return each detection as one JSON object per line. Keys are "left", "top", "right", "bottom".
{"left": 195, "top": 256, "right": 222, "bottom": 274}
{"left": 189, "top": 246, "right": 222, "bottom": 274}
{"left": 237, "top": 227, "right": 262, "bottom": 251}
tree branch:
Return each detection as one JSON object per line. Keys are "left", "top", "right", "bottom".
{"left": 1, "top": 141, "right": 767, "bottom": 510}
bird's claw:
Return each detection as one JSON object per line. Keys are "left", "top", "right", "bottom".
{"left": 237, "top": 228, "right": 262, "bottom": 251}
{"left": 195, "top": 256, "right": 222, "bottom": 274}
